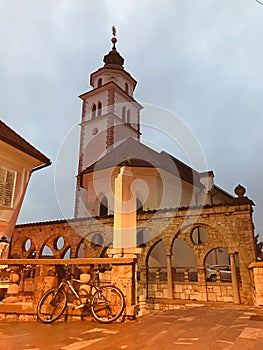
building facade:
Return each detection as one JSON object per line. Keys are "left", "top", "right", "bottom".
{"left": 10, "top": 34, "right": 257, "bottom": 306}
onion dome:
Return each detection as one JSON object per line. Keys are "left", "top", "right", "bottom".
{"left": 103, "top": 27, "right": 124, "bottom": 69}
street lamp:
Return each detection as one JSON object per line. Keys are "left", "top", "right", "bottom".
{"left": 0, "top": 236, "right": 10, "bottom": 259}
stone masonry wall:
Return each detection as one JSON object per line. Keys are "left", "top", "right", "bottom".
{"left": 11, "top": 201, "right": 256, "bottom": 306}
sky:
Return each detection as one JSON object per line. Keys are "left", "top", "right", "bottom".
{"left": 1, "top": 0, "right": 263, "bottom": 238}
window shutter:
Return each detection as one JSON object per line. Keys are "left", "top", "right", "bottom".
{"left": 0, "top": 168, "right": 16, "bottom": 207}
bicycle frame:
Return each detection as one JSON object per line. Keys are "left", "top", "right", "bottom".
{"left": 56, "top": 277, "right": 99, "bottom": 310}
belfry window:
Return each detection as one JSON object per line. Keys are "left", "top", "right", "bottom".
{"left": 0, "top": 167, "right": 16, "bottom": 208}
{"left": 122, "top": 106, "right": 126, "bottom": 122}
{"left": 127, "top": 109, "right": 131, "bottom": 124}
{"left": 100, "top": 196, "right": 108, "bottom": 217}
{"left": 97, "top": 101, "right": 102, "bottom": 116}
{"left": 91, "top": 104, "right": 96, "bottom": 119}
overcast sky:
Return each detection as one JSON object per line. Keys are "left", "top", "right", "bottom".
{"left": 1, "top": 0, "right": 263, "bottom": 238}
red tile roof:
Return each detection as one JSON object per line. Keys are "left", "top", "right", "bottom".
{"left": 0, "top": 120, "right": 51, "bottom": 165}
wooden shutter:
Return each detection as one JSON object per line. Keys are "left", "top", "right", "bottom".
{"left": 0, "top": 168, "right": 16, "bottom": 207}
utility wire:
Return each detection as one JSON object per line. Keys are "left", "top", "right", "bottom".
{"left": 255, "top": 0, "right": 263, "bottom": 5}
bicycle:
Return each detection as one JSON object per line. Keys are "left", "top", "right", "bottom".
{"left": 37, "top": 269, "right": 125, "bottom": 324}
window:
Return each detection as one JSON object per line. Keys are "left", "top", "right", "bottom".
{"left": 91, "top": 104, "right": 96, "bottom": 119}
{"left": 100, "top": 196, "right": 108, "bottom": 217}
{"left": 0, "top": 168, "right": 16, "bottom": 207}
{"left": 127, "top": 109, "right": 131, "bottom": 124}
{"left": 122, "top": 106, "right": 126, "bottom": 122}
{"left": 191, "top": 226, "right": 208, "bottom": 245}
{"left": 97, "top": 101, "right": 102, "bottom": 116}
{"left": 98, "top": 78, "right": 102, "bottom": 87}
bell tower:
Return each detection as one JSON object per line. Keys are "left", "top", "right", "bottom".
{"left": 74, "top": 27, "right": 143, "bottom": 218}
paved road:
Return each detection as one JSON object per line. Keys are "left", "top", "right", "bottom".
{"left": 1, "top": 305, "right": 263, "bottom": 349}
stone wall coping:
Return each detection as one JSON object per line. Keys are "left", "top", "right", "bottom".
{"left": 249, "top": 262, "right": 263, "bottom": 269}
{"left": 0, "top": 257, "right": 136, "bottom": 265}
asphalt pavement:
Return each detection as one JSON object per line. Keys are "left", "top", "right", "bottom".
{"left": 1, "top": 304, "right": 263, "bottom": 350}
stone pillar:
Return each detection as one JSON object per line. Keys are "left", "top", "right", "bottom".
{"left": 230, "top": 253, "right": 240, "bottom": 304}
{"left": 110, "top": 166, "right": 141, "bottom": 317}
{"left": 111, "top": 261, "right": 138, "bottom": 318}
{"left": 113, "top": 166, "right": 137, "bottom": 251}
{"left": 166, "top": 253, "right": 173, "bottom": 299}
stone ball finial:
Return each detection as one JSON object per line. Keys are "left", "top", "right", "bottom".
{"left": 234, "top": 184, "right": 246, "bottom": 197}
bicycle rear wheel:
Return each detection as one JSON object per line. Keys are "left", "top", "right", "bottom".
{"left": 37, "top": 288, "right": 67, "bottom": 323}
{"left": 90, "top": 285, "right": 125, "bottom": 323}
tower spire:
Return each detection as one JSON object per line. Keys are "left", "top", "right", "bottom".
{"left": 103, "top": 25, "right": 124, "bottom": 69}
{"left": 111, "top": 25, "right": 117, "bottom": 50}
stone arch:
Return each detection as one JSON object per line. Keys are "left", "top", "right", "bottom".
{"left": 146, "top": 239, "right": 167, "bottom": 282}
{"left": 171, "top": 238, "right": 198, "bottom": 282}
{"left": 11, "top": 236, "right": 37, "bottom": 259}
{"left": 146, "top": 239, "right": 167, "bottom": 269}
{"left": 204, "top": 247, "right": 230, "bottom": 267}
{"left": 38, "top": 234, "right": 73, "bottom": 259}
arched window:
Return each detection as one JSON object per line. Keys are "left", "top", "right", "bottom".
{"left": 100, "top": 196, "right": 108, "bottom": 217}
{"left": 147, "top": 240, "right": 167, "bottom": 281}
{"left": 98, "top": 78, "right": 102, "bottom": 87}
{"left": 137, "top": 198, "right": 143, "bottom": 214}
{"left": 91, "top": 104, "right": 96, "bottom": 119}
{"left": 122, "top": 106, "right": 126, "bottom": 122}
{"left": 97, "top": 101, "right": 102, "bottom": 116}
{"left": 172, "top": 239, "right": 197, "bottom": 281}
{"left": 125, "top": 82, "right": 129, "bottom": 94}
{"left": 127, "top": 109, "right": 131, "bottom": 124}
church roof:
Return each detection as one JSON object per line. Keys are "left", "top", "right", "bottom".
{"left": 0, "top": 120, "right": 51, "bottom": 165}
{"left": 80, "top": 138, "right": 204, "bottom": 188}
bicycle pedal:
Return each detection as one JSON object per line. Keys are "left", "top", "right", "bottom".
{"left": 73, "top": 304, "right": 85, "bottom": 310}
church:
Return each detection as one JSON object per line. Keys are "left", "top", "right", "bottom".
{"left": 11, "top": 31, "right": 257, "bottom": 307}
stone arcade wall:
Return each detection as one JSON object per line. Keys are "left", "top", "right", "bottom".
{"left": 10, "top": 201, "right": 256, "bottom": 306}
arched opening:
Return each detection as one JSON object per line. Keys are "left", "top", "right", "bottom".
{"left": 137, "top": 198, "right": 143, "bottom": 214}
{"left": 62, "top": 247, "right": 71, "bottom": 259}
{"left": 191, "top": 226, "right": 209, "bottom": 245}
{"left": 127, "top": 109, "right": 131, "bottom": 124}
{"left": 97, "top": 101, "right": 102, "bottom": 116}
{"left": 204, "top": 247, "right": 234, "bottom": 282}
{"left": 91, "top": 104, "right": 96, "bottom": 119}
{"left": 147, "top": 240, "right": 167, "bottom": 281}
{"left": 24, "top": 238, "right": 31, "bottom": 252}
{"left": 122, "top": 106, "right": 126, "bottom": 122}
{"left": 172, "top": 239, "right": 197, "bottom": 281}
{"left": 41, "top": 245, "right": 54, "bottom": 258}
{"left": 54, "top": 236, "right": 64, "bottom": 251}
{"left": 99, "top": 196, "right": 108, "bottom": 217}
{"left": 97, "top": 78, "right": 102, "bottom": 87}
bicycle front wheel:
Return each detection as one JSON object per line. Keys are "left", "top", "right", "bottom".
{"left": 90, "top": 285, "right": 125, "bottom": 323}
{"left": 37, "top": 288, "right": 67, "bottom": 323}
